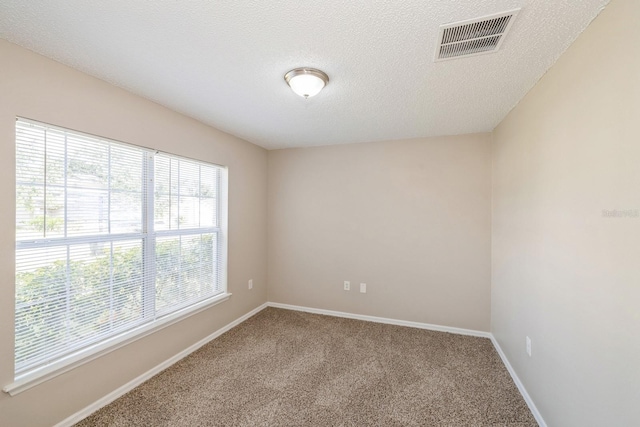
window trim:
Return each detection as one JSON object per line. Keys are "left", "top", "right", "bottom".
{"left": 8, "top": 117, "right": 231, "bottom": 396}
{"left": 3, "top": 292, "right": 231, "bottom": 396}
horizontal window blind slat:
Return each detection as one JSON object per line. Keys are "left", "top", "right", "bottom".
{"left": 17, "top": 232, "right": 146, "bottom": 247}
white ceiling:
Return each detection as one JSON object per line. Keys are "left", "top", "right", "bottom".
{"left": 0, "top": 0, "right": 608, "bottom": 150}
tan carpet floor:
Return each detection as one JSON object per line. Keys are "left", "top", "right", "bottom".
{"left": 76, "top": 307, "right": 537, "bottom": 426}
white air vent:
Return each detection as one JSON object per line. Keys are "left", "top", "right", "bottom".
{"left": 435, "top": 9, "right": 520, "bottom": 61}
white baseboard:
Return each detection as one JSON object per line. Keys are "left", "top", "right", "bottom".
{"left": 54, "top": 302, "right": 269, "bottom": 427}
{"left": 267, "top": 302, "right": 491, "bottom": 338}
{"left": 490, "top": 335, "right": 547, "bottom": 427}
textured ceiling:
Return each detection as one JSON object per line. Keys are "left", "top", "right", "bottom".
{"left": 0, "top": 0, "right": 608, "bottom": 149}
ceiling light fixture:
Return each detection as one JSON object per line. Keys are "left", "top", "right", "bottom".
{"left": 284, "top": 68, "right": 329, "bottom": 99}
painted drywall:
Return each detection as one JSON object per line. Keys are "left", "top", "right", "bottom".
{"left": 491, "top": 0, "right": 640, "bottom": 425}
{"left": 0, "top": 39, "right": 268, "bottom": 427}
{"left": 268, "top": 134, "right": 492, "bottom": 331}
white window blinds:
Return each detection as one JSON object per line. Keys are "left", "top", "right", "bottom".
{"left": 15, "top": 118, "right": 226, "bottom": 377}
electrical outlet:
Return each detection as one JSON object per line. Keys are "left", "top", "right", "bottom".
{"left": 360, "top": 283, "right": 367, "bottom": 293}
{"left": 526, "top": 336, "right": 532, "bottom": 357}
{"left": 248, "top": 279, "right": 253, "bottom": 290}
{"left": 343, "top": 281, "right": 350, "bottom": 291}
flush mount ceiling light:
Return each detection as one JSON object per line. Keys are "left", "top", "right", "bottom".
{"left": 284, "top": 68, "right": 329, "bottom": 99}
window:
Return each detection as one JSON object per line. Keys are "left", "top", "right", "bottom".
{"left": 14, "top": 118, "right": 227, "bottom": 379}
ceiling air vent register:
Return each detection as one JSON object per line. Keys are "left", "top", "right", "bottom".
{"left": 435, "top": 9, "right": 520, "bottom": 61}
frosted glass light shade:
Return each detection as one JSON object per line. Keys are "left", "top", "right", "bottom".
{"left": 284, "top": 68, "right": 329, "bottom": 98}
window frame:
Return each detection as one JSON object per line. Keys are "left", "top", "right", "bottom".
{"left": 5, "top": 118, "right": 230, "bottom": 396}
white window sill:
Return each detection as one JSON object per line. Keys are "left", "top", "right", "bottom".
{"left": 3, "top": 292, "right": 232, "bottom": 396}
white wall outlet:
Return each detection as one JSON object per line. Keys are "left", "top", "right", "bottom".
{"left": 343, "top": 281, "right": 350, "bottom": 291}
{"left": 360, "top": 283, "right": 367, "bottom": 293}
{"left": 248, "top": 279, "right": 253, "bottom": 290}
{"left": 526, "top": 336, "right": 532, "bottom": 357}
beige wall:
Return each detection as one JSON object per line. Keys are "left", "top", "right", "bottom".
{"left": 491, "top": 0, "right": 640, "bottom": 425}
{"left": 0, "top": 40, "right": 268, "bottom": 426}
{"left": 268, "top": 134, "right": 492, "bottom": 331}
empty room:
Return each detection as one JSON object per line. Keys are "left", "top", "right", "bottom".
{"left": 0, "top": 0, "right": 638, "bottom": 426}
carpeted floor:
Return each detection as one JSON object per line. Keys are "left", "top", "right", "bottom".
{"left": 76, "top": 307, "right": 537, "bottom": 426}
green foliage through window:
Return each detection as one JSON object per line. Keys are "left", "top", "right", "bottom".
{"left": 14, "top": 119, "right": 225, "bottom": 376}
